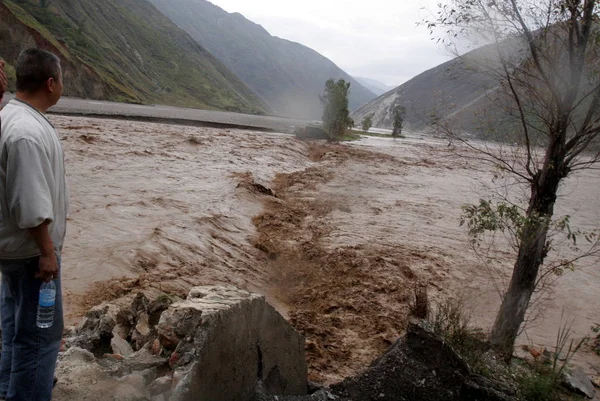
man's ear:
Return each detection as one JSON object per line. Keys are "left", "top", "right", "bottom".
{"left": 47, "top": 77, "right": 55, "bottom": 92}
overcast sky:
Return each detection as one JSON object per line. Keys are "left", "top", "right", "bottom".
{"left": 208, "top": 0, "right": 453, "bottom": 88}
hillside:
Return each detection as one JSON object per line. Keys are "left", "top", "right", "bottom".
{"left": 0, "top": 0, "right": 268, "bottom": 114}
{"left": 352, "top": 42, "right": 512, "bottom": 134}
{"left": 353, "top": 34, "right": 600, "bottom": 147}
{"left": 148, "top": 0, "right": 377, "bottom": 120}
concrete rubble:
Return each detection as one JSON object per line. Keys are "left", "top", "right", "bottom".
{"left": 58, "top": 286, "right": 308, "bottom": 401}
{"left": 52, "top": 285, "right": 598, "bottom": 401}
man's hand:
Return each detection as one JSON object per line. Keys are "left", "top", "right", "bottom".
{"left": 28, "top": 221, "right": 58, "bottom": 282}
{"left": 0, "top": 60, "right": 7, "bottom": 97}
{"left": 36, "top": 252, "right": 58, "bottom": 282}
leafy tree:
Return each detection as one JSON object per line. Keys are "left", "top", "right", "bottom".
{"left": 425, "top": 0, "right": 600, "bottom": 358}
{"left": 361, "top": 113, "right": 374, "bottom": 132}
{"left": 392, "top": 105, "right": 406, "bottom": 137}
{"left": 320, "top": 79, "right": 353, "bottom": 141}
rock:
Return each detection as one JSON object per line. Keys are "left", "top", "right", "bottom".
{"left": 104, "top": 353, "right": 125, "bottom": 361}
{"left": 148, "top": 376, "right": 173, "bottom": 395}
{"left": 113, "top": 381, "right": 147, "bottom": 401}
{"left": 137, "top": 367, "right": 159, "bottom": 384}
{"left": 60, "top": 347, "right": 96, "bottom": 364}
{"left": 329, "top": 322, "right": 516, "bottom": 401}
{"left": 63, "top": 325, "right": 78, "bottom": 337}
{"left": 74, "top": 303, "right": 121, "bottom": 355}
{"left": 56, "top": 345, "right": 147, "bottom": 401}
{"left": 168, "top": 351, "right": 179, "bottom": 368}
{"left": 172, "top": 369, "right": 185, "bottom": 389}
{"left": 79, "top": 303, "right": 120, "bottom": 336}
{"left": 111, "top": 330, "right": 134, "bottom": 357}
{"left": 113, "top": 323, "right": 131, "bottom": 340}
{"left": 563, "top": 366, "right": 596, "bottom": 399}
{"left": 157, "top": 302, "right": 199, "bottom": 351}
{"left": 592, "top": 376, "right": 600, "bottom": 388}
{"left": 132, "top": 292, "right": 150, "bottom": 317}
{"left": 151, "top": 338, "right": 162, "bottom": 356}
{"left": 136, "top": 313, "right": 152, "bottom": 337}
{"left": 118, "top": 373, "right": 146, "bottom": 393}
{"left": 132, "top": 312, "right": 154, "bottom": 350}
{"left": 124, "top": 347, "right": 169, "bottom": 372}
{"left": 149, "top": 296, "right": 173, "bottom": 325}
{"left": 117, "top": 306, "right": 135, "bottom": 329}
{"left": 166, "top": 286, "right": 307, "bottom": 401}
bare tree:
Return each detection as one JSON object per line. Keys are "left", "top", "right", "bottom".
{"left": 425, "top": 0, "right": 600, "bottom": 358}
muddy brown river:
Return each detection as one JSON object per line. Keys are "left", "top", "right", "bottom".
{"left": 51, "top": 115, "right": 600, "bottom": 383}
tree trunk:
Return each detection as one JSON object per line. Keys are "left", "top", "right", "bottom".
{"left": 489, "top": 219, "right": 550, "bottom": 358}
{"left": 490, "top": 141, "right": 566, "bottom": 359}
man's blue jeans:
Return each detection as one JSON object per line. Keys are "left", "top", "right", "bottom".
{"left": 0, "top": 257, "right": 63, "bottom": 401}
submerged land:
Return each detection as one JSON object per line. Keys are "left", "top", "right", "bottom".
{"left": 53, "top": 115, "right": 600, "bottom": 386}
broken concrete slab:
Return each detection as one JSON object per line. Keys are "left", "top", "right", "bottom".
{"left": 164, "top": 286, "right": 307, "bottom": 401}
{"left": 58, "top": 286, "right": 307, "bottom": 401}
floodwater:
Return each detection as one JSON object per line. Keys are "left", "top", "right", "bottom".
{"left": 52, "top": 116, "right": 600, "bottom": 382}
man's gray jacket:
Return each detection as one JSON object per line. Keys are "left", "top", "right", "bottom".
{"left": 0, "top": 99, "right": 69, "bottom": 259}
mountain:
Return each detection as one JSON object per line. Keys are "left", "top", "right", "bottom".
{"left": 353, "top": 29, "right": 600, "bottom": 152}
{"left": 147, "top": 0, "right": 377, "bottom": 120}
{"left": 352, "top": 42, "right": 512, "bottom": 133}
{"left": 354, "top": 77, "right": 395, "bottom": 96}
{"left": 0, "top": 0, "right": 267, "bottom": 114}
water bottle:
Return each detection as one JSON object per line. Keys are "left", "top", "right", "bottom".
{"left": 37, "top": 281, "right": 56, "bottom": 328}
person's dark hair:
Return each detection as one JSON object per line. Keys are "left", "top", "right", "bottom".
{"left": 15, "top": 48, "right": 61, "bottom": 93}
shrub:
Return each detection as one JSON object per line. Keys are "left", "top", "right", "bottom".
{"left": 516, "top": 370, "right": 557, "bottom": 401}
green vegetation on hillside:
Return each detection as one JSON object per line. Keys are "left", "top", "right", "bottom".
{"left": 1, "top": 0, "right": 267, "bottom": 113}
{"left": 148, "top": 0, "right": 376, "bottom": 119}
{"left": 0, "top": 61, "right": 16, "bottom": 92}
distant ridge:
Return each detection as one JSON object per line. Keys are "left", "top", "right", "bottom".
{"left": 351, "top": 42, "right": 507, "bottom": 133}
{"left": 355, "top": 77, "right": 396, "bottom": 96}
{"left": 149, "top": 0, "right": 377, "bottom": 119}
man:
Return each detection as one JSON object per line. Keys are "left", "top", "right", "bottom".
{"left": 0, "top": 49, "right": 68, "bottom": 401}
